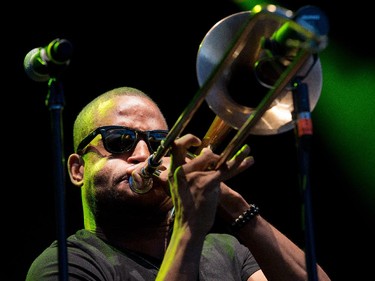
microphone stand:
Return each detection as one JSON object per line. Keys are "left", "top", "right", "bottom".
{"left": 45, "top": 77, "right": 69, "bottom": 281}
{"left": 291, "top": 77, "right": 318, "bottom": 281}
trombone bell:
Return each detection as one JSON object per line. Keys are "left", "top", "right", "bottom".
{"left": 196, "top": 7, "right": 323, "bottom": 135}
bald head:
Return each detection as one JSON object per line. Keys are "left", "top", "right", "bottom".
{"left": 72, "top": 87, "right": 167, "bottom": 152}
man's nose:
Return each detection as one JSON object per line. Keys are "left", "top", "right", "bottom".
{"left": 127, "top": 139, "right": 151, "bottom": 163}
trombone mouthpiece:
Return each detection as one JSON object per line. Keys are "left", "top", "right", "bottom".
{"left": 129, "top": 168, "right": 154, "bottom": 194}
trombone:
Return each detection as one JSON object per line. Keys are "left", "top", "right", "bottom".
{"left": 130, "top": 4, "right": 329, "bottom": 193}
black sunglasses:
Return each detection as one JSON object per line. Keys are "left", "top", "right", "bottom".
{"left": 76, "top": 125, "right": 169, "bottom": 155}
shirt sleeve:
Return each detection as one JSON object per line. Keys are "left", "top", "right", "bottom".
{"left": 199, "top": 233, "right": 261, "bottom": 281}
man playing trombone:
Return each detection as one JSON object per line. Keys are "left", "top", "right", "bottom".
{"left": 26, "top": 86, "right": 331, "bottom": 280}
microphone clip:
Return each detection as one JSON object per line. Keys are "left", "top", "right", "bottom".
{"left": 24, "top": 38, "right": 73, "bottom": 82}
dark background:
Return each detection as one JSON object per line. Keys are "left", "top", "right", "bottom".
{"left": 4, "top": 1, "right": 374, "bottom": 280}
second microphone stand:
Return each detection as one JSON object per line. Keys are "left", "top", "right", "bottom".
{"left": 292, "top": 77, "right": 318, "bottom": 281}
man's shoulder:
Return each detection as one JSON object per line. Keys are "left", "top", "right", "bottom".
{"left": 205, "top": 232, "right": 238, "bottom": 244}
{"left": 30, "top": 229, "right": 110, "bottom": 261}
{"left": 204, "top": 232, "right": 242, "bottom": 251}
{"left": 26, "top": 229, "right": 117, "bottom": 280}
{"left": 67, "top": 229, "right": 115, "bottom": 255}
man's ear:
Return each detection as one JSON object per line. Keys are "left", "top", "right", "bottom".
{"left": 67, "top": 154, "right": 84, "bottom": 187}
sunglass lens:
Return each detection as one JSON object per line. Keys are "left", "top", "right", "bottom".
{"left": 148, "top": 133, "right": 167, "bottom": 152}
{"left": 105, "top": 129, "right": 136, "bottom": 153}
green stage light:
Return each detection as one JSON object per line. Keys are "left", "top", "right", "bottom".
{"left": 314, "top": 43, "right": 375, "bottom": 212}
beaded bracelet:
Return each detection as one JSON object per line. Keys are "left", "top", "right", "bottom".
{"left": 231, "top": 204, "right": 260, "bottom": 229}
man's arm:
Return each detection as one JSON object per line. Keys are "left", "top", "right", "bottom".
{"left": 218, "top": 182, "right": 331, "bottom": 281}
{"left": 157, "top": 135, "right": 253, "bottom": 281}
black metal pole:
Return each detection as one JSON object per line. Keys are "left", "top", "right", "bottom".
{"left": 292, "top": 78, "right": 318, "bottom": 281}
{"left": 45, "top": 78, "right": 69, "bottom": 281}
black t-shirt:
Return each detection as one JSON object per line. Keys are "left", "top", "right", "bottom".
{"left": 26, "top": 229, "right": 260, "bottom": 280}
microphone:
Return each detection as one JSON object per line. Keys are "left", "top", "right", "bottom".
{"left": 265, "top": 5, "right": 329, "bottom": 58}
{"left": 255, "top": 5, "right": 329, "bottom": 87}
{"left": 24, "top": 38, "right": 73, "bottom": 82}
